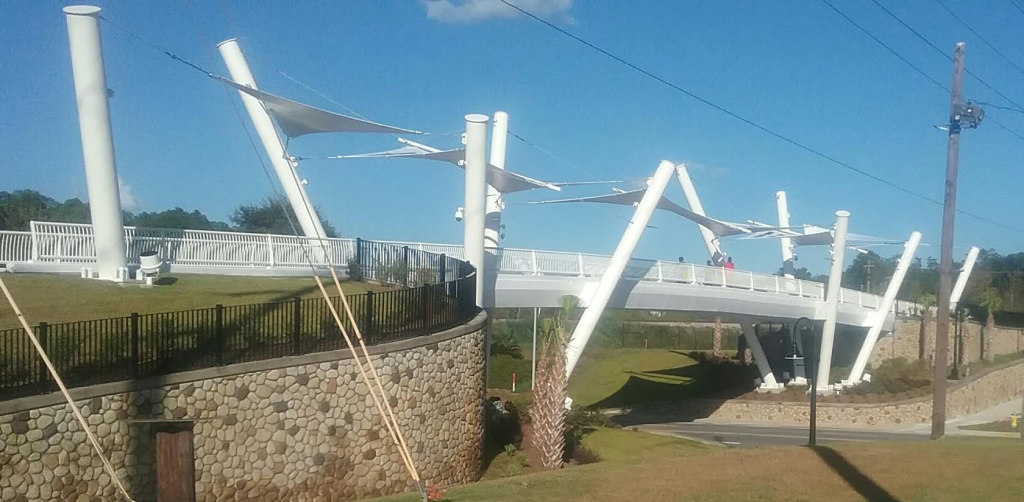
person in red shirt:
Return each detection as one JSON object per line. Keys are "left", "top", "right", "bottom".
{"left": 723, "top": 256, "right": 735, "bottom": 284}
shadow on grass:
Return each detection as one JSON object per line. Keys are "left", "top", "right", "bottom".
{"left": 810, "top": 445, "right": 899, "bottom": 502}
{"left": 595, "top": 353, "right": 759, "bottom": 426}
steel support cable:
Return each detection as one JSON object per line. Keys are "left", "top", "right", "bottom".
{"left": 101, "top": 13, "right": 427, "bottom": 498}
{"left": 497, "top": 0, "right": 1024, "bottom": 233}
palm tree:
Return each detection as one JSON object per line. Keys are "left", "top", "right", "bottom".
{"left": 712, "top": 317, "right": 723, "bottom": 357}
{"left": 978, "top": 286, "right": 1003, "bottom": 362}
{"left": 918, "top": 292, "right": 936, "bottom": 361}
{"left": 528, "top": 295, "right": 579, "bottom": 470}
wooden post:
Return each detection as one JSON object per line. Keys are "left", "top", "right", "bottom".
{"left": 933, "top": 42, "right": 965, "bottom": 440}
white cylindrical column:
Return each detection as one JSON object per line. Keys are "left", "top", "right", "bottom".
{"left": 676, "top": 164, "right": 725, "bottom": 265}
{"left": 816, "top": 210, "right": 850, "bottom": 391}
{"left": 218, "top": 39, "right": 326, "bottom": 239}
{"left": 485, "top": 111, "right": 508, "bottom": 250}
{"left": 950, "top": 246, "right": 980, "bottom": 310}
{"left": 64, "top": 6, "right": 127, "bottom": 281}
{"left": 482, "top": 112, "right": 508, "bottom": 309}
{"left": 847, "top": 231, "right": 922, "bottom": 384}
{"left": 463, "top": 114, "right": 489, "bottom": 307}
{"left": 565, "top": 160, "right": 677, "bottom": 377}
{"left": 776, "top": 191, "right": 795, "bottom": 278}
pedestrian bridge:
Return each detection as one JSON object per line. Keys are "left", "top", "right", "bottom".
{"left": 0, "top": 222, "right": 905, "bottom": 331}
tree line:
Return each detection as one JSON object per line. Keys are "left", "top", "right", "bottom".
{"left": 0, "top": 189, "right": 337, "bottom": 237}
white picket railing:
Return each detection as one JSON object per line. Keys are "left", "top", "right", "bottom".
{"left": 1, "top": 221, "right": 916, "bottom": 313}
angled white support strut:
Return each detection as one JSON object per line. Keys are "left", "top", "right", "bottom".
{"left": 218, "top": 39, "right": 326, "bottom": 239}
{"left": 738, "top": 317, "right": 781, "bottom": 389}
{"left": 675, "top": 164, "right": 725, "bottom": 265}
{"left": 816, "top": 210, "right": 850, "bottom": 391}
{"left": 776, "top": 191, "right": 795, "bottom": 278}
{"left": 847, "top": 231, "right": 921, "bottom": 384}
{"left": 565, "top": 161, "right": 677, "bottom": 377}
{"left": 65, "top": 5, "right": 127, "bottom": 281}
{"left": 949, "top": 246, "right": 980, "bottom": 311}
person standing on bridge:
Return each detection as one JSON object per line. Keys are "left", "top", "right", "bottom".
{"left": 724, "top": 256, "right": 735, "bottom": 285}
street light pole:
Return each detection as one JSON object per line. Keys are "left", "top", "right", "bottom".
{"left": 933, "top": 42, "right": 965, "bottom": 440}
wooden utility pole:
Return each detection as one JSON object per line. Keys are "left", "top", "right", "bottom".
{"left": 933, "top": 42, "right": 966, "bottom": 440}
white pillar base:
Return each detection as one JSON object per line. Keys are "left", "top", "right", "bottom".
{"left": 755, "top": 382, "right": 785, "bottom": 393}
{"left": 787, "top": 376, "right": 808, "bottom": 387}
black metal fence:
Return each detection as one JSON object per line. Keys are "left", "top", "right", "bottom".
{"left": 0, "top": 240, "right": 477, "bottom": 401}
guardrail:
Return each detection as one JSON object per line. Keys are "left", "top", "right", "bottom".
{"left": 0, "top": 239, "right": 477, "bottom": 401}
{"left": 1, "top": 221, "right": 921, "bottom": 314}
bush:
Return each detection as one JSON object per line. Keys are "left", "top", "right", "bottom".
{"left": 570, "top": 444, "right": 602, "bottom": 465}
{"left": 563, "top": 406, "right": 613, "bottom": 463}
{"left": 347, "top": 259, "right": 363, "bottom": 282}
{"left": 849, "top": 357, "right": 931, "bottom": 395}
{"left": 485, "top": 397, "right": 524, "bottom": 448}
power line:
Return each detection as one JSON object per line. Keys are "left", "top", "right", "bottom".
{"left": 867, "top": 0, "right": 1024, "bottom": 114}
{"left": 498, "top": 0, "right": 1024, "bottom": 233}
{"left": 934, "top": 0, "right": 1024, "bottom": 78}
{"left": 820, "top": 0, "right": 948, "bottom": 93}
{"left": 1008, "top": 0, "right": 1024, "bottom": 16}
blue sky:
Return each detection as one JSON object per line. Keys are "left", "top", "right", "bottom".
{"left": 3, "top": 0, "right": 1024, "bottom": 276}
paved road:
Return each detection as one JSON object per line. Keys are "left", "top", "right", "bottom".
{"left": 635, "top": 422, "right": 928, "bottom": 447}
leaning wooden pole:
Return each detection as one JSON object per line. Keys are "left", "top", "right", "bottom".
{"left": 308, "top": 274, "right": 422, "bottom": 491}
{"left": 327, "top": 268, "right": 420, "bottom": 479}
{"left": 0, "top": 276, "right": 137, "bottom": 502}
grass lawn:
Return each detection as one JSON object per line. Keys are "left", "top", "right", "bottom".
{"left": 378, "top": 435, "right": 1024, "bottom": 502}
{"left": 0, "top": 273, "right": 385, "bottom": 329}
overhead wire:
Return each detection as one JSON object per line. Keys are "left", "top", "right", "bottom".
{"left": 498, "top": 0, "right": 1024, "bottom": 233}
{"left": 933, "top": 0, "right": 1024, "bottom": 78}
{"left": 817, "top": 0, "right": 1024, "bottom": 233}
{"left": 867, "top": 0, "right": 1024, "bottom": 115}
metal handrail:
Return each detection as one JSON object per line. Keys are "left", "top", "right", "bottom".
{"left": 1, "top": 221, "right": 926, "bottom": 314}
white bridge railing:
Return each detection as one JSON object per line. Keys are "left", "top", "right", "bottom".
{"left": 1, "top": 221, "right": 917, "bottom": 313}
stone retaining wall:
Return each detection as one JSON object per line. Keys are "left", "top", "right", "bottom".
{"left": 627, "top": 357, "right": 1024, "bottom": 427}
{"left": 869, "top": 318, "right": 1023, "bottom": 368}
{"left": 0, "top": 312, "right": 487, "bottom": 502}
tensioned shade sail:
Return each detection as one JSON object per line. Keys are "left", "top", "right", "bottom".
{"left": 333, "top": 144, "right": 562, "bottom": 193}
{"left": 216, "top": 76, "right": 421, "bottom": 137}
{"left": 531, "top": 189, "right": 759, "bottom": 237}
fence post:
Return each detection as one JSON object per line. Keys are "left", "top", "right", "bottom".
{"left": 267, "top": 234, "right": 275, "bottom": 268}
{"left": 438, "top": 254, "right": 447, "bottom": 285}
{"left": 365, "top": 291, "right": 375, "bottom": 342}
{"left": 130, "top": 313, "right": 140, "bottom": 377}
{"left": 356, "top": 237, "right": 363, "bottom": 266}
{"left": 293, "top": 297, "right": 302, "bottom": 356}
{"left": 214, "top": 304, "right": 224, "bottom": 366}
{"left": 37, "top": 322, "right": 48, "bottom": 394}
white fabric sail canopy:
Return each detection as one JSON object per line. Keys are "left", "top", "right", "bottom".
{"left": 531, "top": 189, "right": 767, "bottom": 236}
{"left": 333, "top": 140, "right": 561, "bottom": 193}
{"left": 215, "top": 76, "right": 420, "bottom": 137}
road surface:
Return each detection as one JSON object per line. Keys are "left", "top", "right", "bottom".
{"left": 635, "top": 422, "right": 928, "bottom": 447}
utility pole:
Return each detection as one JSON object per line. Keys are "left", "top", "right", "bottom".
{"left": 933, "top": 42, "right": 965, "bottom": 440}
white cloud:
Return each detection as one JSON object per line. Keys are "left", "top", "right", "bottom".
{"left": 118, "top": 179, "right": 139, "bottom": 210}
{"left": 422, "top": 0, "right": 574, "bottom": 24}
